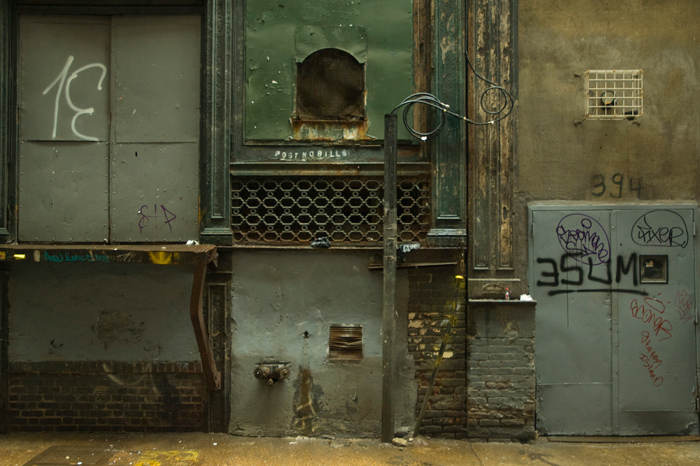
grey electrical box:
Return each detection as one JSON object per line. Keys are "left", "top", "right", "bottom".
{"left": 529, "top": 204, "right": 698, "bottom": 436}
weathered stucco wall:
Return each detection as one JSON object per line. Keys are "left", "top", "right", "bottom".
{"left": 516, "top": 0, "right": 700, "bottom": 281}
{"left": 9, "top": 262, "right": 198, "bottom": 362}
{"left": 229, "top": 250, "right": 416, "bottom": 437}
{"left": 6, "top": 262, "right": 205, "bottom": 432}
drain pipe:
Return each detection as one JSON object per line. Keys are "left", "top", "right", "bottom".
{"left": 381, "top": 113, "right": 398, "bottom": 443}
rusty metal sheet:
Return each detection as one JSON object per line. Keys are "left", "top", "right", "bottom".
{"left": 19, "top": 16, "right": 110, "bottom": 142}
{"left": 19, "top": 142, "right": 109, "bottom": 242}
{"left": 113, "top": 15, "right": 200, "bottom": 143}
{"left": 110, "top": 143, "right": 199, "bottom": 242}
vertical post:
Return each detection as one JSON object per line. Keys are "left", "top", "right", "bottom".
{"left": 381, "top": 113, "right": 398, "bottom": 443}
{"left": 0, "top": 0, "right": 12, "bottom": 241}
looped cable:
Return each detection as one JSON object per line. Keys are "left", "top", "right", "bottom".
{"left": 391, "top": 53, "right": 514, "bottom": 140}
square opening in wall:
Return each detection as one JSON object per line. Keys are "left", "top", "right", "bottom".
{"left": 585, "top": 70, "right": 643, "bottom": 120}
{"left": 640, "top": 255, "right": 668, "bottom": 284}
{"left": 329, "top": 324, "right": 363, "bottom": 361}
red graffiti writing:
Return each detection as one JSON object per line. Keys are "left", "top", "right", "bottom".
{"left": 674, "top": 289, "right": 694, "bottom": 324}
{"left": 640, "top": 331, "right": 663, "bottom": 387}
{"left": 630, "top": 296, "right": 673, "bottom": 341}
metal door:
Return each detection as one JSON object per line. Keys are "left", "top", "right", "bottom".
{"left": 616, "top": 208, "right": 698, "bottom": 434}
{"left": 18, "top": 15, "right": 200, "bottom": 243}
{"left": 19, "top": 17, "right": 111, "bottom": 241}
{"left": 530, "top": 205, "right": 699, "bottom": 436}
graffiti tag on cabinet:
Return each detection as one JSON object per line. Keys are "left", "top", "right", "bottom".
{"left": 556, "top": 213, "right": 610, "bottom": 265}
{"left": 631, "top": 210, "right": 689, "bottom": 248}
{"left": 640, "top": 330, "right": 664, "bottom": 387}
{"left": 536, "top": 253, "right": 646, "bottom": 296}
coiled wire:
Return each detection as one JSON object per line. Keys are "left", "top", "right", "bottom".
{"left": 392, "top": 53, "right": 514, "bottom": 140}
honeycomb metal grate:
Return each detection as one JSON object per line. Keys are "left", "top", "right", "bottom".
{"left": 231, "top": 175, "right": 430, "bottom": 244}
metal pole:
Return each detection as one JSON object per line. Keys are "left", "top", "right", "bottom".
{"left": 381, "top": 113, "right": 398, "bottom": 443}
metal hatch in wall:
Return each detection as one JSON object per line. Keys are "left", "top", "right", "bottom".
{"left": 529, "top": 204, "right": 699, "bottom": 436}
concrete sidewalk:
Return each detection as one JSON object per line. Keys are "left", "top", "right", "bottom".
{"left": 1, "top": 433, "right": 700, "bottom": 466}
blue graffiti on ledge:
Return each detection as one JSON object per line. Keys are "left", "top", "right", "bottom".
{"left": 43, "top": 251, "right": 109, "bottom": 263}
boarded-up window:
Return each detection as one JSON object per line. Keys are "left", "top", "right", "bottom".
{"left": 296, "top": 48, "right": 365, "bottom": 121}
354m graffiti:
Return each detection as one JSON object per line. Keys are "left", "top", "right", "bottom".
{"left": 536, "top": 253, "right": 646, "bottom": 296}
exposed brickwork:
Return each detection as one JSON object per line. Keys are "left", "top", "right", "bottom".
{"left": 407, "top": 268, "right": 467, "bottom": 439}
{"left": 8, "top": 361, "right": 205, "bottom": 432}
{"left": 466, "top": 303, "right": 536, "bottom": 440}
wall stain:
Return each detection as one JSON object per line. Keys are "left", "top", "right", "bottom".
{"left": 293, "top": 367, "right": 320, "bottom": 436}
{"left": 92, "top": 309, "right": 145, "bottom": 349}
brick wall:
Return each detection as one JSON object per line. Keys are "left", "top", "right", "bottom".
{"left": 466, "top": 302, "right": 536, "bottom": 440}
{"left": 407, "top": 268, "right": 467, "bottom": 439}
{"left": 8, "top": 361, "right": 206, "bottom": 432}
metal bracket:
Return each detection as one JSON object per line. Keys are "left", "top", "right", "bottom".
{"left": 190, "top": 259, "right": 222, "bottom": 391}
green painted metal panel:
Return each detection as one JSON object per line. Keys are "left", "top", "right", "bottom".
{"left": 245, "top": 0, "right": 412, "bottom": 142}
{"left": 295, "top": 26, "right": 367, "bottom": 63}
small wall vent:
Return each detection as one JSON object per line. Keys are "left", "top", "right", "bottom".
{"left": 584, "top": 70, "right": 643, "bottom": 120}
{"left": 329, "top": 325, "right": 363, "bottom": 361}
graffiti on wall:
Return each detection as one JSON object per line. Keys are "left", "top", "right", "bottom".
{"left": 591, "top": 173, "right": 642, "bottom": 198}
{"left": 138, "top": 204, "right": 178, "bottom": 233}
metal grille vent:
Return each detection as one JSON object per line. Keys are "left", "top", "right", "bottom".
{"left": 329, "top": 325, "right": 363, "bottom": 361}
{"left": 231, "top": 175, "right": 430, "bottom": 244}
{"left": 585, "top": 70, "right": 643, "bottom": 120}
